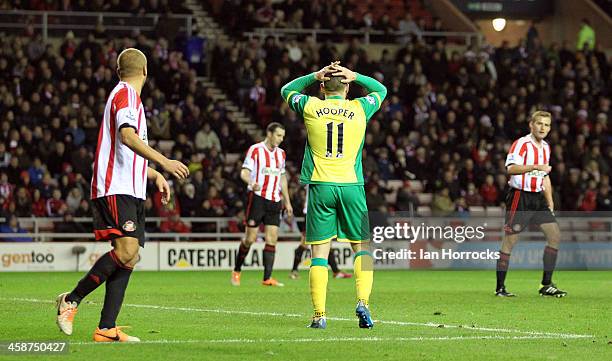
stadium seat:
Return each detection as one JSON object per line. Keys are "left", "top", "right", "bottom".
{"left": 409, "top": 180, "right": 424, "bottom": 193}
{"left": 468, "top": 206, "right": 486, "bottom": 216}
{"left": 417, "top": 193, "right": 433, "bottom": 205}
{"left": 416, "top": 206, "right": 432, "bottom": 217}
{"left": 486, "top": 207, "right": 504, "bottom": 217}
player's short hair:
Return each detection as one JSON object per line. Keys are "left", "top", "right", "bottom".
{"left": 267, "top": 122, "right": 285, "bottom": 134}
{"left": 117, "top": 48, "right": 147, "bottom": 79}
{"left": 530, "top": 111, "right": 552, "bottom": 123}
{"left": 323, "top": 76, "right": 347, "bottom": 93}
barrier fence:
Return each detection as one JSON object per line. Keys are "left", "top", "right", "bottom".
{"left": 0, "top": 10, "right": 194, "bottom": 41}
{"left": 245, "top": 27, "right": 484, "bottom": 45}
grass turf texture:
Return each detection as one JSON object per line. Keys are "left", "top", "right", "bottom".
{"left": 0, "top": 270, "right": 610, "bottom": 360}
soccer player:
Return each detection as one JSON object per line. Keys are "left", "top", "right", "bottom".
{"left": 232, "top": 122, "right": 293, "bottom": 287}
{"left": 281, "top": 62, "right": 387, "bottom": 329}
{"left": 496, "top": 110, "right": 567, "bottom": 297}
{"left": 291, "top": 186, "right": 352, "bottom": 279}
{"left": 55, "top": 48, "right": 190, "bottom": 342}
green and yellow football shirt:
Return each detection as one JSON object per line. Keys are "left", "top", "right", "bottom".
{"left": 281, "top": 73, "right": 387, "bottom": 186}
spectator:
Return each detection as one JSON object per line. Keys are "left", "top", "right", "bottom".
{"left": 480, "top": 175, "right": 499, "bottom": 206}
{"left": 465, "top": 183, "right": 483, "bottom": 207}
{"left": 577, "top": 18, "right": 596, "bottom": 50}
{"left": 398, "top": 13, "right": 419, "bottom": 45}
{"left": 0, "top": 215, "right": 32, "bottom": 242}
{"left": 54, "top": 212, "right": 88, "bottom": 237}
{"left": 596, "top": 185, "right": 612, "bottom": 211}
{"left": 13, "top": 187, "right": 32, "bottom": 217}
{"left": 194, "top": 123, "right": 221, "bottom": 151}
{"left": 366, "top": 183, "right": 386, "bottom": 212}
{"left": 179, "top": 183, "right": 199, "bottom": 217}
{"left": 432, "top": 188, "right": 455, "bottom": 216}
{"left": 46, "top": 189, "right": 67, "bottom": 216}
{"left": 395, "top": 182, "right": 420, "bottom": 212}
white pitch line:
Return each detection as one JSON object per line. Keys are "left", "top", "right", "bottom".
{"left": 1, "top": 297, "right": 593, "bottom": 339}
{"left": 69, "top": 334, "right": 590, "bottom": 346}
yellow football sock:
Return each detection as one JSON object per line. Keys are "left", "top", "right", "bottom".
{"left": 353, "top": 251, "right": 373, "bottom": 304}
{"left": 309, "top": 258, "right": 328, "bottom": 317}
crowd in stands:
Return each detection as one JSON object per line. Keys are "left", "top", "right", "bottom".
{"left": 1, "top": 3, "right": 611, "bottom": 239}
{"left": 210, "top": 26, "right": 611, "bottom": 215}
{"left": 206, "top": 0, "right": 439, "bottom": 42}
{"left": 0, "top": 30, "right": 251, "bottom": 234}
{"left": 0, "top": 0, "right": 189, "bottom": 13}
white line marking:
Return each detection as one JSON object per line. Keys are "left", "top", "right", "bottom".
{"left": 1, "top": 297, "right": 593, "bottom": 339}
{"left": 69, "top": 334, "right": 590, "bottom": 346}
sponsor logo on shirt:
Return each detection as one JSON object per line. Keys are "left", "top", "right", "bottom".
{"left": 262, "top": 167, "right": 282, "bottom": 176}
{"left": 126, "top": 108, "right": 137, "bottom": 121}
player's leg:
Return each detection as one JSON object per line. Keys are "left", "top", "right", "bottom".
{"left": 261, "top": 224, "right": 283, "bottom": 286}
{"left": 496, "top": 189, "right": 525, "bottom": 296}
{"left": 57, "top": 196, "right": 122, "bottom": 335}
{"left": 538, "top": 220, "right": 566, "bottom": 297}
{"left": 93, "top": 236, "right": 140, "bottom": 342}
{"left": 351, "top": 243, "right": 374, "bottom": 328}
{"left": 496, "top": 233, "right": 519, "bottom": 296}
{"left": 290, "top": 232, "right": 308, "bottom": 279}
{"left": 337, "top": 185, "right": 373, "bottom": 328}
{"left": 232, "top": 193, "right": 262, "bottom": 286}
{"left": 305, "top": 185, "right": 337, "bottom": 328}
{"left": 94, "top": 195, "right": 144, "bottom": 342}
{"left": 261, "top": 199, "right": 283, "bottom": 286}
{"left": 309, "top": 242, "right": 331, "bottom": 329}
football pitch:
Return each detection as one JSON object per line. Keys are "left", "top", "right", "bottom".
{"left": 0, "top": 270, "right": 610, "bottom": 360}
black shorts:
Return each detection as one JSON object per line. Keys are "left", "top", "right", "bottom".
{"left": 504, "top": 187, "right": 556, "bottom": 235}
{"left": 92, "top": 194, "right": 146, "bottom": 247}
{"left": 245, "top": 192, "right": 282, "bottom": 227}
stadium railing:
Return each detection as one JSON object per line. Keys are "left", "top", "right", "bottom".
{"left": 0, "top": 10, "right": 194, "bottom": 41}
{"left": 244, "top": 27, "right": 484, "bottom": 46}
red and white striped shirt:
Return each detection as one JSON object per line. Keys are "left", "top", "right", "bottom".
{"left": 91, "top": 82, "right": 148, "bottom": 200}
{"left": 243, "top": 142, "right": 286, "bottom": 202}
{"left": 505, "top": 134, "right": 550, "bottom": 192}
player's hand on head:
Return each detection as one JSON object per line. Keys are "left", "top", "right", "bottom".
{"left": 163, "top": 159, "right": 190, "bottom": 180}
{"left": 314, "top": 61, "right": 341, "bottom": 81}
{"left": 330, "top": 64, "right": 356, "bottom": 83}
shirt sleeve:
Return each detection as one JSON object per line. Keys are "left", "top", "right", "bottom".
{"left": 242, "top": 146, "right": 257, "bottom": 172}
{"left": 280, "top": 150, "right": 286, "bottom": 174}
{"left": 505, "top": 140, "right": 524, "bottom": 167}
{"left": 354, "top": 73, "right": 387, "bottom": 121}
{"left": 113, "top": 87, "right": 139, "bottom": 131}
{"left": 116, "top": 107, "right": 139, "bottom": 131}
{"left": 280, "top": 73, "right": 316, "bottom": 115}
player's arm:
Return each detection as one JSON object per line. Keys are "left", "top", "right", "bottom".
{"left": 281, "top": 173, "right": 293, "bottom": 219}
{"left": 506, "top": 164, "right": 551, "bottom": 175}
{"left": 147, "top": 167, "right": 171, "bottom": 205}
{"left": 504, "top": 145, "right": 551, "bottom": 175}
{"left": 241, "top": 147, "right": 261, "bottom": 191}
{"left": 280, "top": 73, "right": 313, "bottom": 114}
{"left": 542, "top": 175, "right": 554, "bottom": 211}
{"left": 331, "top": 64, "right": 387, "bottom": 120}
{"left": 119, "top": 127, "right": 189, "bottom": 180}
{"left": 240, "top": 168, "right": 261, "bottom": 191}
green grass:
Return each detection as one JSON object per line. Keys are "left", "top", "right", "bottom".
{"left": 0, "top": 270, "right": 610, "bottom": 360}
